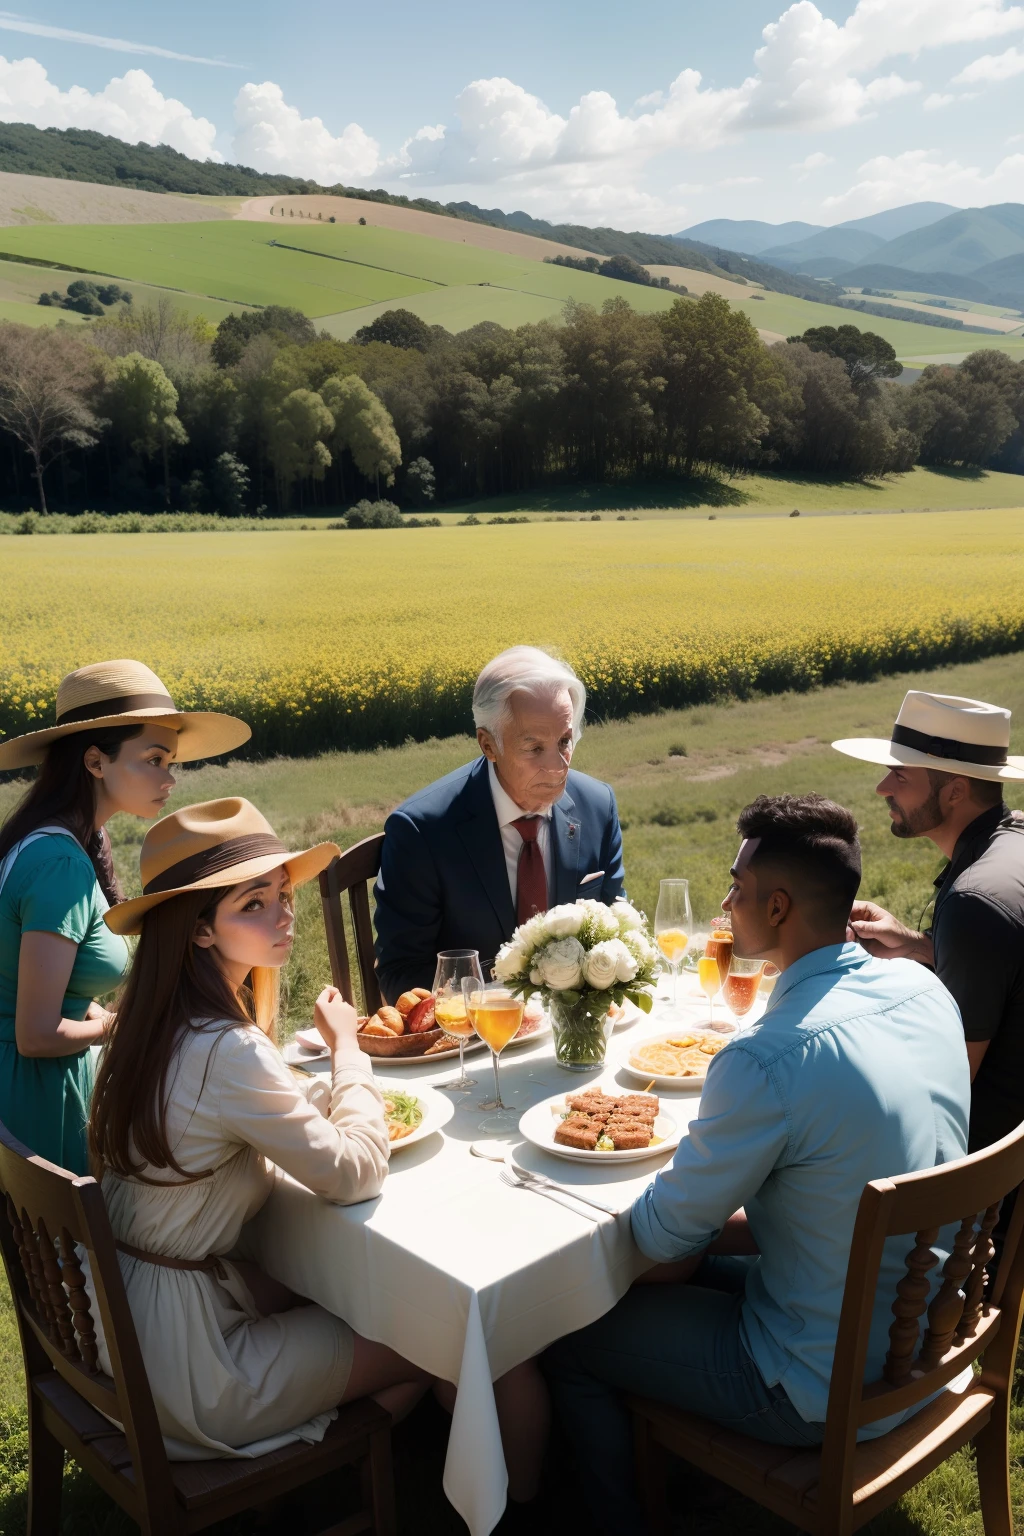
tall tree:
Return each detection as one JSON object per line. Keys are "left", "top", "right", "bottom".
{"left": 103, "top": 352, "right": 188, "bottom": 507}
{"left": 790, "top": 324, "right": 903, "bottom": 392}
{"left": 267, "top": 388, "right": 333, "bottom": 508}
{"left": 321, "top": 374, "right": 401, "bottom": 495}
{"left": 0, "top": 324, "right": 102, "bottom": 513}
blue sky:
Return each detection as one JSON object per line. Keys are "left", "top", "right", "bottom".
{"left": 2, "top": 0, "right": 1022, "bottom": 231}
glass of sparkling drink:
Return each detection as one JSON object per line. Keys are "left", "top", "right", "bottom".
{"left": 654, "top": 879, "right": 693, "bottom": 1011}
{"left": 698, "top": 955, "right": 723, "bottom": 1028}
{"left": 722, "top": 958, "right": 765, "bottom": 1028}
{"left": 433, "top": 949, "right": 484, "bottom": 1091}
{"left": 463, "top": 980, "right": 524, "bottom": 1131}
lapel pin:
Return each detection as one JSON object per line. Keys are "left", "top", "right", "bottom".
{"left": 568, "top": 825, "right": 577, "bottom": 840}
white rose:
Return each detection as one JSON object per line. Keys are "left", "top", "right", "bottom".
{"left": 519, "top": 912, "right": 550, "bottom": 950}
{"left": 536, "top": 937, "right": 586, "bottom": 991}
{"left": 530, "top": 968, "right": 543, "bottom": 985}
{"left": 622, "top": 929, "right": 657, "bottom": 968}
{"left": 544, "top": 903, "right": 585, "bottom": 939}
{"left": 611, "top": 938, "right": 640, "bottom": 983}
{"left": 587, "top": 903, "right": 619, "bottom": 941}
{"left": 612, "top": 899, "right": 645, "bottom": 933}
{"left": 582, "top": 940, "right": 621, "bottom": 990}
{"left": 493, "top": 940, "right": 529, "bottom": 982}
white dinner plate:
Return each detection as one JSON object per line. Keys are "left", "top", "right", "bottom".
{"left": 518, "top": 1091, "right": 683, "bottom": 1164}
{"left": 613, "top": 1030, "right": 731, "bottom": 1091}
{"left": 381, "top": 1080, "right": 454, "bottom": 1151}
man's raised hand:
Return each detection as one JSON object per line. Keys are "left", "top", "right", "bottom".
{"left": 848, "top": 901, "right": 934, "bottom": 966}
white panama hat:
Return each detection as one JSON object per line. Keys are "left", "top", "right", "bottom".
{"left": 833, "top": 690, "right": 1024, "bottom": 783}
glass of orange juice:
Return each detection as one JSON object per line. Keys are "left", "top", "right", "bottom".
{"left": 463, "top": 980, "right": 524, "bottom": 1131}
{"left": 654, "top": 879, "right": 692, "bottom": 1011}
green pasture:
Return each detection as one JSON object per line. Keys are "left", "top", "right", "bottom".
{"left": 0, "top": 257, "right": 255, "bottom": 324}
{"left": 731, "top": 287, "right": 1024, "bottom": 361}
{"left": 3, "top": 654, "right": 1024, "bottom": 1533}
{"left": 319, "top": 284, "right": 569, "bottom": 337}
{"left": 0, "top": 220, "right": 681, "bottom": 323}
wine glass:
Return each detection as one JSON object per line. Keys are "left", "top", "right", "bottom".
{"left": 432, "top": 949, "right": 484, "bottom": 1091}
{"left": 463, "top": 979, "right": 524, "bottom": 1132}
{"left": 722, "top": 957, "right": 765, "bottom": 1029}
{"left": 698, "top": 955, "right": 723, "bottom": 1028}
{"left": 654, "top": 879, "right": 693, "bottom": 1010}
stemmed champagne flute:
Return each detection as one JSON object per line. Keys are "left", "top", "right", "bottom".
{"left": 463, "top": 979, "right": 524, "bottom": 1132}
{"left": 701, "top": 920, "right": 734, "bottom": 1029}
{"left": 698, "top": 954, "right": 723, "bottom": 1027}
{"left": 432, "top": 949, "right": 484, "bottom": 1091}
{"left": 654, "top": 879, "right": 693, "bottom": 1011}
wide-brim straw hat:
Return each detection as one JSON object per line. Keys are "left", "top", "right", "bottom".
{"left": 0, "top": 659, "right": 251, "bottom": 772}
{"left": 106, "top": 797, "right": 340, "bottom": 937}
{"left": 833, "top": 690, "right": 1024, "bottom": 783}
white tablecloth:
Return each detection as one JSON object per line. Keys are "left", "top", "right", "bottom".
{"left": 244, "top": 980, "right": 761, "bottom": 1536}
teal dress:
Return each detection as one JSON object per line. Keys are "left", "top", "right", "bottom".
{"left": 0, "top": 834, "right": 129, "bottom": 1173}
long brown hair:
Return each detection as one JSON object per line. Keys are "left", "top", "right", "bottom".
{"left": 0, "top": 725, "right": 144, "bottom": 906}
{"left": 89, "top": 886, "right": 280, "bottom": 1180}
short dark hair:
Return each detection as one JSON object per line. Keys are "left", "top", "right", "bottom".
{"left": 926, "top": 768, "right": 1004, "bottom": 812}
{"left": 736, "top": 793, "right": 862, "bottom": 927}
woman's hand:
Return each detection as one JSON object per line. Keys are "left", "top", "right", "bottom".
{"left": 313, "top": 986, "right": 361, "bottom": 1054}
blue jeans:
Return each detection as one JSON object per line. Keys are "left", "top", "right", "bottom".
{"left": 544, "top": 1257, "right": 824, "bottom": 1532}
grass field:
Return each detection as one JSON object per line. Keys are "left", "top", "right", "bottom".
{"left": 0, "top": 219, "right": 684, "bottom": 324}
{"left": 2, "top": 652, "right": 1024, "bottom": 1534}
{"left": 1, "top": 218, "right": 1019, "bottom": 358}
{"left": 2, "top": 508, "right": 1024, "bottom": 756}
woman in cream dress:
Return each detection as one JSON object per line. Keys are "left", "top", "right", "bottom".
{"left": 88, "top": 798, "right": 431, "bottom": 1459}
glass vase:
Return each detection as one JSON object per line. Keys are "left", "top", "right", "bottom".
{"left": 548, "top": 994, "right": 614, "bottom": 1072}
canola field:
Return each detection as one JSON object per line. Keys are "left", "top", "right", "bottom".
{"left": 2, "top": 509, "right": 1023, "bottom": 758}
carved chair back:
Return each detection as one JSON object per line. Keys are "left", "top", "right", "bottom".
{"left": 319, "top": 834, "right": 385, "bottom": 1016}
{"left": 0, "top": 1120, "right": 176, "bottom": 1518}
{"left": 817, "top": 1119, "right": 1024, "bottom": 1528}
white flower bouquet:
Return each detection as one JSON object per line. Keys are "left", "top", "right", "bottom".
{"left": 493, "top": 898, "right": 658, "bottom": 1071}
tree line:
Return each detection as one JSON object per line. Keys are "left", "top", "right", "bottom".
{"left": 0, "top": 293, "right": 1020, "bottom": 515}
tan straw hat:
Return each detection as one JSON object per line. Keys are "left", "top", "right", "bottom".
{"left": 833, "top": 690, "right": 1024, "bottom": 783}
{"left": 105, "top": 797, "right": 340, "bottom": 937}
{"left": 0, "top": 659, "right": 251, "bottom": 771}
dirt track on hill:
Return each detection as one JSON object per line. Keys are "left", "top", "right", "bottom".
{"left": 234, "top": 193, "right": 597, "bottom": 262}
{"left": 0, "top": 171, "right": 227, "bottom": 227}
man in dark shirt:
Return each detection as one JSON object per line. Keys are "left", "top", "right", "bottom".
{"left": 833, "top": 689, "right": 1024, "bottom": 1152}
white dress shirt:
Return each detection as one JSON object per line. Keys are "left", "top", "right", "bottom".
{"left": 488, "top": 760, "right": 553, "bottom": 909}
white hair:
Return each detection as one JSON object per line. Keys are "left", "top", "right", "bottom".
{"left": 472, "top": 646, "right": 586, "bottom": 748}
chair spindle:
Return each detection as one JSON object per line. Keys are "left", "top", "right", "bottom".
{"left": 917, "top": 1214, "right": 976, "bottom": 1368}
{"left": 884, "top": 1226, "right": 940, "bottom": 1385}
{"left": 37, "top": 1216, "right": 80, "bottom": 1360}
{"left": 956, "top": 1200, "right": 1001, "bottom": 1340}
{"left": 59, "top": 1226, "right": 99, "bottom": 1372}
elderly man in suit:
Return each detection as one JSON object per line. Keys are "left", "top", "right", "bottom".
{"left": 374, "top": 646, "right": 626, "bottom": 1002}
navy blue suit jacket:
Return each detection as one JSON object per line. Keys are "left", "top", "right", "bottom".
{"left": 373, "top": 755, "right": 626, "bottom": 1002}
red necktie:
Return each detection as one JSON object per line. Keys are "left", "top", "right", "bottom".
{"left": 511, "top": 816, "right": 547, "bottom": 925}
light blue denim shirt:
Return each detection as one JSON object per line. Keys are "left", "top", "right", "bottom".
{"left": 631, "top": 943, "right": 970, "bottom": 1429}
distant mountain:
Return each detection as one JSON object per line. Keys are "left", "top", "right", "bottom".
{"left": 860, "top": 204, "right": 1024, "bottom": 275}
{"left": 837, "top": 263, "right": 998, "bottom": 301}
{"left": 673, "top": 218, "right": 824, "bottom": 254}
{"left": 836, "top": 203, "right": 957, "bottom": 241}
{"left": 759, "top": 227, "right": 886, "bottom": 267}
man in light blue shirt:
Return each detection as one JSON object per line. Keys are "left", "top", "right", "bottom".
{"left": 546, "top": 793, "right": 969, "bottom": 1530}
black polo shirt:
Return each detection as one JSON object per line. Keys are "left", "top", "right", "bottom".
{"left": 930, "top": 804, "right": 1024, "bottom": 1152}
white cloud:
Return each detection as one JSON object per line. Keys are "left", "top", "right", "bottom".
{"left": 232, "top": 82, "right": 379, "bottom": 182}
{"left": 923, "top": 91, "right": 956, "bottom": 107}
{"left": 0, "top": 13, "right": 237, "bottom": 65}
{"left": 954, "top": 43, "right": 1024, "bottom": 80}
{"left": 823, "top": 147, "right": 1024, "bottom": 213}
{"left": 0, "top": 57, "right": 220, "bottom": 158}
{"left": 791, "top": 151, "right": 834, "bottom": 171}
{"left": 722, "top": 175, "right": 762, "bottom": 185}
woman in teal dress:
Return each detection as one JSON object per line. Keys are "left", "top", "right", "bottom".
{"left": 0, "top": 659, "right": 249, "bottom": 1173}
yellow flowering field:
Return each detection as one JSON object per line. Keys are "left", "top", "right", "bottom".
{"left": 2, "top": 510, "right": 1023, "bottom": 755}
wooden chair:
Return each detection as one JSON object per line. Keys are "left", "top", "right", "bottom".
{"left": 630, "top": 1121, "right": 1024, "bottom": 1536}
{"left": 0, "top": 1120, "right": 396, "bottom": 1536}
{"left": 319, "top": 834, "right": 385, "bottom": 1016}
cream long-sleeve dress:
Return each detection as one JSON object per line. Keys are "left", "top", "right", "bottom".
{"left": 87, "top": 1021, "right": 389, "bottom": 1461}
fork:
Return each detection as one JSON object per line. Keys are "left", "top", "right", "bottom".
{"left": 502, "top": 1163, "right": 619, "bottom": 1217}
